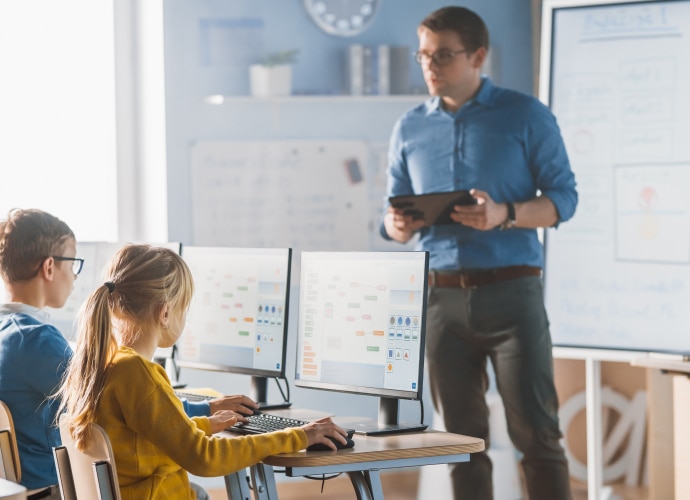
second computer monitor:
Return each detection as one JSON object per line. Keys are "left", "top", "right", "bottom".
{"left": 176, "top": 246, "right": 292, "bottom": 382}
{"left": 295, "top": 250, "right": 429, "bottom": 433}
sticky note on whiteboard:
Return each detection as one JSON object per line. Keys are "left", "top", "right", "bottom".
{"left": 344, "top": 158, "right": 363, "bottom": 184}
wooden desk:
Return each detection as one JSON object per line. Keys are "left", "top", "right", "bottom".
{"left": 631, "top": 356, "right": 690, "bottom": 376}
{"left": 225, "top": 429, "right": 484, "bottom": 500}
{"left": 0, "top": 479, "right": 26, "bottom": 500}
{"left": 631, "top": 356, "right": 690, "bottom": 500}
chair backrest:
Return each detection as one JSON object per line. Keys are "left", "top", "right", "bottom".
{"left": 57, "top": 414, "right": 122, "bottom": 500}
{"left": 0, "top": 401, "right": 21, "bottom": 483}
{"left": 52, "top": 446, "right": 76, "bottom": 500}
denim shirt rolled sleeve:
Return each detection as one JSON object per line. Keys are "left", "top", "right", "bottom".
{"left": 525, "top": 100, "right": 578, "bottom": 225}
{"left": 380, "top": 77, "right": 577, "bottom": 271}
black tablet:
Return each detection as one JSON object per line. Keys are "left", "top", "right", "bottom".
{"left": 389, "top": 190, "right": 477, "bottom": 226}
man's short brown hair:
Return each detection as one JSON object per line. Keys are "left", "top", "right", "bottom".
{"left": 420, "top": 6, "right": 490, "bottom": 54}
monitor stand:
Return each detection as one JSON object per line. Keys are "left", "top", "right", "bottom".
{"left": 250, "top": 376, "right": 292, "bottom": 411}
{"left": 341, "top": 397, "right": 428, "bottom": 436}
{"left": 155, "top": 347, "right": 184, "bottom": 388}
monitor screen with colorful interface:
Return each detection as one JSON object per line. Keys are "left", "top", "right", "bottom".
{"left": 176, "top": 246, "right": 292, "bottom": 404}
{"left": 295, "top": 251, "right": 429, "bottom": 435}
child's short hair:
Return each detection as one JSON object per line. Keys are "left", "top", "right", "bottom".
{"left": 0, "top": 208, "right": 75, "bottom": 283}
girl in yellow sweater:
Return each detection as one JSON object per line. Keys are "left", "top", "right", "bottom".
{"left": 56, "top": 244, "right": 349, "bottom": 499}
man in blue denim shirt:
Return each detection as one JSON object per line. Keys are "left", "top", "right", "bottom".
{"left": 381, "top": 7, "right": 577, "bottom": 500}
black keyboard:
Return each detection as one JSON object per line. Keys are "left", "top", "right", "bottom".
{"left": 175, "top": 391, "right": 214, "bottom": 402}
{"left": 231, "top": 413, "right": 309, "bottom": 435}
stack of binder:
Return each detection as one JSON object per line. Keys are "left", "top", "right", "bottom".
{"left": 347, "top": 44, "right": 410, "bottom": 96}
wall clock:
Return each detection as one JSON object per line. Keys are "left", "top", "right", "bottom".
{"left": 303, "top": 0, "right": 381, "bottom": 37}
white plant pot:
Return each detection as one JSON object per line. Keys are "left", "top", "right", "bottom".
{"left": 249, "top": 64, "right": 292, "bottom": 97}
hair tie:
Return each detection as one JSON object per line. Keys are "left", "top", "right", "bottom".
{"left": 104, "top": 281, "right": 115, "bottom": 293}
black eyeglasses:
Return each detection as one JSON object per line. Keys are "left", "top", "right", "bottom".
{"left": 414, "top": 49, "right": 468, "bottom": 66}
{"left": 52, "top": 256, "right": 85, "bottom": 276}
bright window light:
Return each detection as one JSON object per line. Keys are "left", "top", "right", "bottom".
{"left": 0, "top": 0, "right": 117, "bottom": 241}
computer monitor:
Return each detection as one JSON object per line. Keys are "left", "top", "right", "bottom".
{"left": 176, "top": 246, "right": 292, "bottom": 405}
{"left": 294, "top": 250, "right": 429, "bottom": 435}
{"left": 47, "top": 241, "right": 182, "bottom": 340}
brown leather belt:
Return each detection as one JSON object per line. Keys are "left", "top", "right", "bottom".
{"left": 428, "top": 265, "right": 541, "bottom": 289}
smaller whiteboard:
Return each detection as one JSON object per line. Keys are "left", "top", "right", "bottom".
{"left": 190, "top": 141, "right": 370, "bottom": 251}
{"left": 541, "top": 0, "right": 690, "bottom": 354}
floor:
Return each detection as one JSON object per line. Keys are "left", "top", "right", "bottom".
{"left": 208, "top": 472, "right": 649, "bottom": 499}
{"left": 208, "top": 470, "right": 418, "bottom": 499}
{"left": 570, "top": 479, "right": 648, "bottom": 500}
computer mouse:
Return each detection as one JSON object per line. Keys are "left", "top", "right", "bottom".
{"left": 306, "top": 430, "right": 355, "bottom": 452}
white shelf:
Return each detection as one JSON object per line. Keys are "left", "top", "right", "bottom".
{"left": 203, "top": 94, "right": 427, "bottom": 105}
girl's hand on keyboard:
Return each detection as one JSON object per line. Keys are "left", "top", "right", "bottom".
{"left": 209, "top": 410, "right": 239, "bottom": 434}
{"left": 302, "top": 417, "right": 349, "bottom": 451}
{"left": 209, "top": 395, "right": 259, "bottom": 417}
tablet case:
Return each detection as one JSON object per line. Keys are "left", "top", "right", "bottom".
{"left": 389, "top": 190, "right": 476, "bottom": 226}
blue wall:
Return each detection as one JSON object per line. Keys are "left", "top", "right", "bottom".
{"left": 164, "top": 0, "right": 534, "bottom": 245}
{"left": 164, "top": 0, "right": 533, "bottom": 99}
{"left": 162, "top": 5, "right": 534, "bottom": 487}
{"left": 163, "top": 1, "right": 534, "bottom": 489}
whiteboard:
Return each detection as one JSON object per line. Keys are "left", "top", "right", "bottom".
{"left": 190, "top": 140, "right": 379, "bottom": 251}
{"left": 541, "top": 0, "right": 690, "bottom": 354}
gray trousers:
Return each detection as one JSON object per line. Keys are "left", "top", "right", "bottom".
{"left": 425, "top": 276, "right": 572, "bottom": 500}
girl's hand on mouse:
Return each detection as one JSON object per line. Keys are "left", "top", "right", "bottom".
{"left": 208, "top": 410, "right": 239, "bottom": 434}
{"left": 301, "top": 417, "right": 349, "bottom": 450}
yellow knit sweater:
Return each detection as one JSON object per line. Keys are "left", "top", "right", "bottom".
{"left": 95, "top": 346, "right": 308, "bottom": 499}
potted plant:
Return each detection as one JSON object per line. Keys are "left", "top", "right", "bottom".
{"left": 249, "top": 49, "right": 299, "bottom": 97}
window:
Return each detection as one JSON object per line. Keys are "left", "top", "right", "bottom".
{"left": 0, "top": 1, "right": 118, "bottom": 240}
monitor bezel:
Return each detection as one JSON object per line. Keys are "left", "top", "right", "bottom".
{"left": 294, "top": 250, "right": 429, "bottom": 402}
{"left": 175, "top": 245, "right": 292, "bottom": 380}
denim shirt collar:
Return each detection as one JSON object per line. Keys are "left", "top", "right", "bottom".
{"left": 425, "top": 76, "right": 496, "bottom": 116}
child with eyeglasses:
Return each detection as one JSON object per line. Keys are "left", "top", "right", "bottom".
{"left": 0, "top": 208, "right": 79, "bottom": 498}
{"left": 56, "top": 244, "right": 349, "bottom": 499}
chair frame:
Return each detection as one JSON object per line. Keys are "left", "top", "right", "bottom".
{"left": 52, "top": 445, "right": 76, "bottom": 500}
{"left": 55, "top": 415, "right": 122, "bottom": 500}
{"left": 0, "top": 400, "right": 21, "bottom": 483}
